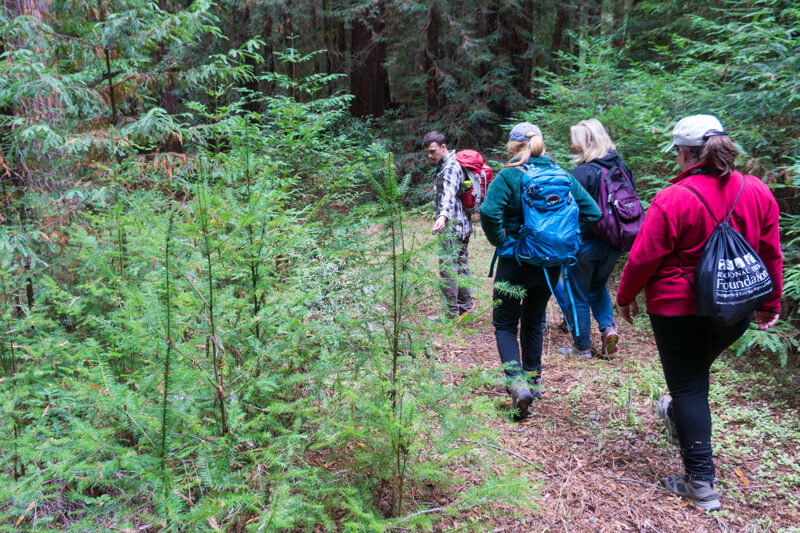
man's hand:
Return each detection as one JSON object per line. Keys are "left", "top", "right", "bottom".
{"left": 432, "top": 215, "right": 447, "bottom": 233}
{"left": 755, "top": 310, "right": 779, "bottom": 330}
{"left": 618, "top": 299, "right": 639, "bottom": 325}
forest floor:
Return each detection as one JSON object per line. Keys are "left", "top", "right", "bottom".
{"left": 427, "top": 224, "right": 800, "bottom": 532}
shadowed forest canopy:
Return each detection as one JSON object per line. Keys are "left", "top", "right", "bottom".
{"left": 0, "top": 0, "right": 798, "bottom": 530}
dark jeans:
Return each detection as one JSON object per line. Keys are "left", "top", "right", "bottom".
{"left": 493, "top": 256, "right": 560, "bottom": 380}
{"left": 566, "top": 236, "right": 621, "bottom": 349}
{"left": 649, "top": 314, "right": 751, "bottom": 481}
{"left": 438, "top": 235, "right": 473, "bottom": 317}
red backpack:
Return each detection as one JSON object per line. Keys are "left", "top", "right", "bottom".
{"left": 456, "top": 150, "right": 493, "bottom": 212}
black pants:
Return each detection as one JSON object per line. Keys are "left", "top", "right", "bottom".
{"left": 493, "top": 257, "right": 559, "bottom": 380}
{"left": 438, "top": 236, "right": 473, "bottom": 317}
{"left": 649, "top": 314, "right": 750, "bottom": 481}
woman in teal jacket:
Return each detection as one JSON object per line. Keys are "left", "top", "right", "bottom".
{"left": 480, "top": 122, "right": 600, "bottom": 419}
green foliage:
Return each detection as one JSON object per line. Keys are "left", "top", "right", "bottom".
{"left": 0, "top": 34, "right": 521, "bottom": 529}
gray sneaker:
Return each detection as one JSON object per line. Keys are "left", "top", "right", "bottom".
{"left": 557, "top": 346, "right": 592, "bottom": 358}
{"left": 655, "top": 394, "right": 680, "bottom": 445}
{"left": 509, "top": 384, "right": 534, "bottom": 420}
{"left": 662, "top": 475, "right": 721, "bottom": 511}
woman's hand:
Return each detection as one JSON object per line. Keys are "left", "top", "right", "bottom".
{"left": 755, "top": 310, "right": 779, "bottom": 330}
{"left": 618, "top": 300, "right": 639, "bottom": 325}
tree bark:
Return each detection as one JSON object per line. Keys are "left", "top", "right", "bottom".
{"left": 261, "top": 14, "right": 274, "bottom": 97}
{"left": 550, "top": 3, "right": 571, "bottom": 72}
{"left": 350, "top": 1, "right": 390, "bottom": 117}
{"left": 2, "top": 0, "right": 47, "bottom": 21}
{"left": 2, "top": 0, "right": 62, "bottom": 187}
{"left": 601, "top": 0, "right": 615, "bottom": 41}
{"left": 424, "top": 6, "right": 441, "bottom": 113}
{"left": 499, "top": 1, "right": 533, "bottom": 99}
{"left": 323, "top": 0, "right": 347, "bottom": 96}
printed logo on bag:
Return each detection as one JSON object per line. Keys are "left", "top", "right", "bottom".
{"left": 678, "top": 176, "right": 773, "bottom": 325}
{"left": 714, "top": 253, "right": 771, "bottom": 300}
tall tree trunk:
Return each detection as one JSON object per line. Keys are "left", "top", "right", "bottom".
{"left": 601, "top": 0, "right": 615, "bottom": 41}
{"left": 239, "top": 4, "right": 262, "bottom": 113}
{"left": 261, "top": 14, "right": 274, "bottom": 97}
{"left": 424, "top": 6, "right": 441, "bottom": 113}
{"left": 550, "top": 3, "right": 571, "bottom": 73}
{"left": 350, "top": 1, "right": 390, "bottom": 117}
{"left": 578, "top": 1, "right": 589, "bottom": 64}
{"left": 157, "top": 0, "right": 182, "bottom": 151}
{"left": 3, "top": 0, "right": 61, "bottom": 186}
{"left": 323, "top": 0, "right": 347, "bottom": 96}
{"left": 620, "top": 0, "right": 634, "bottom": 47}
{"left": 2, "top": 0, "right": 46, "bottom": 21}
{"left": 499, "top": 1, "right": 533, "bottom": 99}
{"left": 3, "top": 0, "right": 57, "bottom": 122}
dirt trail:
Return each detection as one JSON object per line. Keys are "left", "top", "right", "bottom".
{"left": 435, "top": 229, "right": 799, "bottom": 532}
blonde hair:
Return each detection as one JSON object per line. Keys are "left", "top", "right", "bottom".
{"left": 570, "top": 119, "right": 616, "bottom": 165}
{"left": 503, "top": 132, "right": 545, "bottom": 168}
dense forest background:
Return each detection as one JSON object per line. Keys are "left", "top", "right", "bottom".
{"left": 1, "top": 0, "right": 798, "bottom": 529}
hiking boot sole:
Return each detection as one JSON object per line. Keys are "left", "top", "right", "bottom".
{"left": 603, "top": 331, "right": 619, "bottom": 357}
{"left": 662, "top": 475, "right": 721, "bottom": 511}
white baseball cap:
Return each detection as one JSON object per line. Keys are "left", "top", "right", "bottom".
{"left": 664, "top": 114, "right": 726, "bottom": 152}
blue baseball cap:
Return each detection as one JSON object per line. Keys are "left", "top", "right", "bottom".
{"left": 509, "top": 122, "right": 542, "bottom": 143}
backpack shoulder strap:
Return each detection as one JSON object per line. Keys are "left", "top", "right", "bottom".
{"left": 679, "top": 184, "right": 719, "bottom": 225}
{"left": 681, "top": 175, "right": 745, "bottom": 226}
{"left": 723, "top": 175, "right": 746, "bottom": 224}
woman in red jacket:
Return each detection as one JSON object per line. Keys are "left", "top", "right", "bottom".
{"left": 616, "top": 115, "right": 782, "bottom": 511}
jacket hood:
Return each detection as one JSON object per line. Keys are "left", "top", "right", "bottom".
{"left": 588, "top": 150, "right": 624, "bottom": 169}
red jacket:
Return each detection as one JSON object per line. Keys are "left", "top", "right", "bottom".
{"left": 617, "top": 164, "right": 783, "bottom": 315}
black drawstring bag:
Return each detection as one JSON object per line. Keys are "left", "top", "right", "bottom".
{"left": 676, "top": 176, "right": 773, "bottom": 326}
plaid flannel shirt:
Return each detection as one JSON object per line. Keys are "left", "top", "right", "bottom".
{"left": 434, "top": 151, "right": 472, "bottom": 240}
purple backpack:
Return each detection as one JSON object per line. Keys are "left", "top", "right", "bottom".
{"left": 590, "top": 164, "right": 644, "bottom": 251}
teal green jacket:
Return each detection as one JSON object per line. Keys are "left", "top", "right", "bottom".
{"left": 479, "top": 156, "right": 601, "bottom": 248}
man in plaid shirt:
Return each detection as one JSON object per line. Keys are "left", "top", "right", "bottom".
{"left": 423, "top": 131, "right": 473, "bottom": 318}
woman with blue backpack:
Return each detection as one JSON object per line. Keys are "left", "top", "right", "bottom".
{"left": 616, "top": 115, "right": 783, "bottom": 511}
{"left": 559, "top": 119, "right": 640, "bottom": 359}
{"left": 479, "top": 122, "right": 600, "bottom": 420}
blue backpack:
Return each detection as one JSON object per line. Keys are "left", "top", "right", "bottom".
{"left": 491, "top": 162, "right": 583, "bottom": 335}
{"left": 515, "top": 162, "right": 580, "bottom": 267}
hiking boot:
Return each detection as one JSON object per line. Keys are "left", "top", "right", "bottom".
{"left": 529, "top": 377, "right": 543, "bottom": 401}
{"left": 662, "top": 475, "right": 721, "bottom": 511}
{"left": 601, "top": 327, "right": 619, "bottom": 358}
{"left": 508, "top": 383, "right": 534, "bottom": 421}
{"left": 655, "top": 394, "right": 680, "bottom": 445}
{"left": 557, "top": 346, "right": 592, "bottom": 358}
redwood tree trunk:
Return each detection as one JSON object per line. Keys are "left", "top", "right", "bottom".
{"left": 497, "top": 1, "right": 533, "bottom": 99}
{"left": 3, "top": 0, "right": 61, "bottom": 186}
{"left": 2, "top": 0, "right": 47, "bottom": 21}
{"left": 349, "top": 1, "right": 390, "bottom": 117}
{"left": 550, "top": 4, "right": 571, "bottom": 73}
{"left": 424, "top": 6, "right": 441, "bottom": 113}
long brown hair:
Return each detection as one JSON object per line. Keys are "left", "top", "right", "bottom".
{"left": 684, "top": 134, "right": 738, "bottom": 178}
